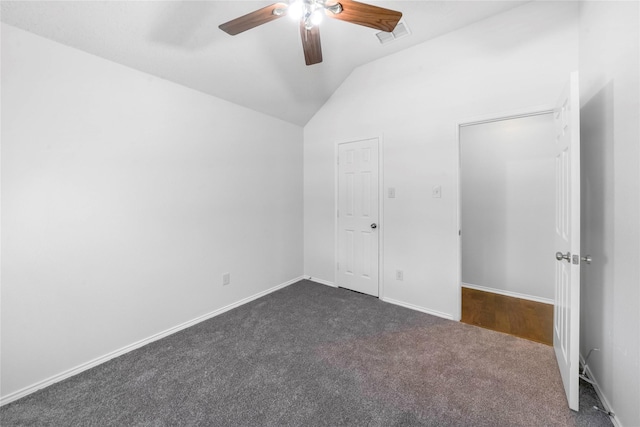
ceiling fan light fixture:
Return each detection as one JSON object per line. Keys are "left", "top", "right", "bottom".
{"left": 288, "top": 0, "right": 304, "bottom": 20}
{"left": 219, "top": 0, "right": 402, "bottom": 66}
{"left": 290, "top": 0, "right": 332, "bottom": 29}
{"left": 310, "top": 8, "right": 324, "bottom": 26}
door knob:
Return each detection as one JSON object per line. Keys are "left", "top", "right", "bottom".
{"left": 581, "top": 255, "right": 592, "bottom": 264}
{"left": 371, "top": 223, "right": 377, "bottom": 229}
{"left": 555, "top": 251, "right": 571, "bottom": 262}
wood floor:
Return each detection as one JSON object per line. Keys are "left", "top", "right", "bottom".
{"left": 461, "top": 287, "right": 553, "bottom": 346}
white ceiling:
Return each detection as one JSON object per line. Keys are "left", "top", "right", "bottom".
{"left": 1, "top": 1, "right": 528, "bottom": 126}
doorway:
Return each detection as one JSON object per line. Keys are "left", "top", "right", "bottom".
{"left": 336, "top": 138, "right": 380, "bottom": 297}
{"left": 458, "top": 74, "right": 581, "bottom": 411}
{"left": 459, "top": 112, "right": 556, "bottom": 343}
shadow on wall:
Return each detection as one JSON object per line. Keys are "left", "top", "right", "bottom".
{"left": 579, "top": 79, "right": 614, "bottom": 373}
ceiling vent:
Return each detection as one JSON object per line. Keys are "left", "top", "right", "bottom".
{"left": 376, "top": 21, "right": 411, "bottom": 44}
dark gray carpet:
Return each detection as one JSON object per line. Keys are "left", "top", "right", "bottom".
{"left": 1, "top": 280, "right": 613, "bottom": 426}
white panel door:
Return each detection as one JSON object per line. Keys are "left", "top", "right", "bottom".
{"left": 553, "top": 72, "right": 581, "bottom": 411}
{"left": 337, "top": 138, "right": 379, "bottom": 297}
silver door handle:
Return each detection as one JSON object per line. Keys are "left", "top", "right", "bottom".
{"left": 555, "top": 251, "right": 571, "bottom": 262}
{"left": 581, "top": 255, "right": 592, "bottom": 264}
{"left": 371, "top": 223, "right": 377, "bottom": 229}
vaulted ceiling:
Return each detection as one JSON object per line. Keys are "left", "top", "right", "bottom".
{"left": 1, "top": 1, "right": 528, "bottom": 126}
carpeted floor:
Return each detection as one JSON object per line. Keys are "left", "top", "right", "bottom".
{"left": 1, "top": 280, "right": 613, "bottom": 426}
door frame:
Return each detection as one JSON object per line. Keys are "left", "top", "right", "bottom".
{"left": 454, "top": 105, "right": 554, "bottom": 321}
{"left": 334, "top": 136, "right": 384, "bottom": 297}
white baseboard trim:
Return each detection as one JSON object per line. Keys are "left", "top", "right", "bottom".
{"left": 0, "top": 275, "right": 304, "bottom": 407}
{"left": 579, "top": 353, "right": 620, "bottom": 427}
{"left": 381, "top": 297, "right": 454, "bottom": 321}
{"left": 461, "top": 282, "right": 554, "bottom": 305}
{"left": 306, "top": 276, "right": 338, "bottom": 288}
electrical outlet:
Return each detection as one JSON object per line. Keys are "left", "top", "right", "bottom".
{"left": 396, "top": 270, "right": 403, "bottom": 281}
{"left": 388, "top": 187, "right": 396, "bottom": 198}
{"left": 222, "top": 273, "right": 231, "bottom": 286}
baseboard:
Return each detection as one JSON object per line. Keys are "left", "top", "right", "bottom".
{"left": 308, "top": 280, "right": 453, "bottom": 322}
{"left": 0, "top": 275, "right": 304, "bottom": 407}
{"left": 306, "top": 276, "right": 338, "bottom": 288}
{"left": 579, "top": 353, "right": 621, "bottom": 427}
{"left": 461, "top": 282, "right": 554, "bottom": 305}
{"left": 381, "top": 297, "right": 454, "bottom": 321}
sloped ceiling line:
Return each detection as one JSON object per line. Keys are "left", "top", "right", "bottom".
{"left": 0, "top": 1, "right": 528, "bottom": 126}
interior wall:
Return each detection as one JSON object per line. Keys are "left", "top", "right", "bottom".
{"left": 303, "top": 1, "right": 579, "bottom": 319}
{"left": 579, "top": 2, "right": 640, "bottom": 426}
{"left": 1, "top": 24, "right": 303, "bottom": 400}
{"left": 460, "top": 114, "right": 556, "bottom": 302}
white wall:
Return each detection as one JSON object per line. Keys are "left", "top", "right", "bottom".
{"left": 579, "top": 2, "right": 640, "bottom": 426}
{"left": 1, "top": 24, "right": 303, "bottom": 400}
{"left": 460, "top": 114, "right": 556, "bottom": 302}
{"left": 304, "top": 1, "right": 579, "bottom": 319}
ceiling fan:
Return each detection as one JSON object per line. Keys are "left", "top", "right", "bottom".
{"left": 219, "top": 0, "right": 403, "bottom": 66}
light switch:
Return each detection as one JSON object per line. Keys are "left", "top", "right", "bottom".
{"left": 432, "top": 185, "right": 442, "bottom": 198}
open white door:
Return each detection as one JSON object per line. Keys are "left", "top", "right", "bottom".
{"left": 553, "top": 72, "right": 581, "bottom": 411}
{"left": 337, "top": 138, "right": 379, "bottom": 297}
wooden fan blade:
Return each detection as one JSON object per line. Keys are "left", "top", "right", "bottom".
{"left": 300, "top": 23, "right": 323, "bottom": 66}
{"left": 326, "top": 0, "right": 402, "bottom": 32}
{"left": 219, "top": 3, "right": 288, "bottom": 35}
